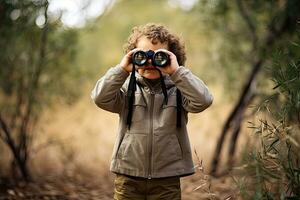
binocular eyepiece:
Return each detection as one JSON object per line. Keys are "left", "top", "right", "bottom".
{"left": 132, "top": 50, "right": 169, "bottom": 68}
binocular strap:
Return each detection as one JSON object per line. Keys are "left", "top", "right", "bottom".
{"left": 126, "top": 66, "right": 182, "bottom": 129}
{"left": 176, "top": 89, "right": 182, "bottom": 128}
{"left": 126, "top": 64, "right": 136, "bottom": 129}
{"left": 157, "top": 69, "right": 168, "bottom": 105}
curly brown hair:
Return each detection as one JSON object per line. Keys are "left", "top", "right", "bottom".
{"left": 123, "top": 23, "right": 186, "bottom": 66}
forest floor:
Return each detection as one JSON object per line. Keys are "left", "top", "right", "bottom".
{"left": 0, "top": 168, "right": 239, "bottom": 200}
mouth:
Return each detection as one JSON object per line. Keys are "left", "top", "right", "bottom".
{"left": 144, "top": 66, "right": 156, "bottom": 70}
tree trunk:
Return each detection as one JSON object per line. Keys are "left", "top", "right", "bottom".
{"left": 210, "top": 59, "right": 262, "bottom": 175}
{"left": 0, "top": 115, "right": 30, "bottom": 181}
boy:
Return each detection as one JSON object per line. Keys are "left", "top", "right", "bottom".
{"left": 91, "top": 23, "right": 213, "bottom": 200}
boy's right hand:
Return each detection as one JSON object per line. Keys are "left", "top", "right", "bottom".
{"left": 119, "top": 48, "right": 141, "bottom": 73}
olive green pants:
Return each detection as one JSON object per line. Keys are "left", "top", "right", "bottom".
{"left": 113, "top": 174, "right": 181, "bottom": 200}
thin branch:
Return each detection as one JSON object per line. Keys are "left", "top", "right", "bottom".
{"left": 236, "top": 0, "right": 258, "bottom": 49}
{"left": 0, "top": 114, "right": 16, "bottom": 150}
{"left": 10, "top": 75, "right": 25, "bottom": 132}
{"left": 0, "top": 114, "right": 27, "bottom": 180}
{"left": 19, "top": 0, "right": 49, "bottom": 157}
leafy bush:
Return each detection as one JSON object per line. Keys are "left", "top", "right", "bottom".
{"left": 236, "top": 53, "right": 300, "bottom": 199}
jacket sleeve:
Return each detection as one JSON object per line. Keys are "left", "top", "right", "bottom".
{"left": 170, "top": 66, "right": 213, "bottom": 113}
{"left": 91, "top": 65, "right": 129, "bottom": 113}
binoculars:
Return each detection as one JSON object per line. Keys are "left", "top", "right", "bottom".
{"left": 132, "top": 50, "right": 169, "bottom": 67}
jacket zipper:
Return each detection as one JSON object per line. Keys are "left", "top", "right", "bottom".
{"left": 148, "top": 91, "right": 155, "bottom": 179}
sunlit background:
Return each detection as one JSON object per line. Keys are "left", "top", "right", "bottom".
{"left": 48, "top": 0, "right": 199, "bottom": 28}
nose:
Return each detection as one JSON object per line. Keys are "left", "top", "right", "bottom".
{"left": 146, "top": 58, "right": 152, "bottom": 65}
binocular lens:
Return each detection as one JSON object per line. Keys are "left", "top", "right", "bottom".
{"left": 133, "top": 51, "right": 147, "bottom": 66}
{"left": 132, "top": 50, "right": 169, "bottom": 67}
{"left": 154, "top": 52, "right": 168, "bottom": 67}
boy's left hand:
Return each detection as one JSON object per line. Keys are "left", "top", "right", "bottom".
{"left": 155, "top": 49, "right": 179, "bottom": 75}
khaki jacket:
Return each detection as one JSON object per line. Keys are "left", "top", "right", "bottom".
{"left": 91, "top": 65, "right": 213, "bottom": 179}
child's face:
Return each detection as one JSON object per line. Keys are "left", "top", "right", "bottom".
{"left": 136, "top": 37, "right": 168, "bottom": 79}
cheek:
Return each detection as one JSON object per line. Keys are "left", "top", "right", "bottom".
{"left": 137, "top": 69, "right": 144, "bottom": 75}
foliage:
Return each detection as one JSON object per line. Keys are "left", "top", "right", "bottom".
{"left": 270, "top": 54, "right": 300, "bottom": 123}
{"left": 0, "top": 0, "right": 82, "bottom": 108}
{"left": 0, "top": 0, "right": 83, "bottom": 180}
{"left": 192, "top": 0, "right": 300, "bottom": 97}
{"left": 236, "top": 51, "right": 300, "bottom": 198}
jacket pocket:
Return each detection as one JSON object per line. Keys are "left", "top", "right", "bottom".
{"left": 154, "top": 133, "right": 183, "bottom": 171}
{"left": 161, "top": 95, "right": 177, "bottom": 126}
{"left": 131, "top": 94, "right": 147, "bottom": 123}
{"left": 117, "top": 133, "right": 147, "bottom": 171}
{"left": 116, "top": 133, "right": 128, "bottom": 159}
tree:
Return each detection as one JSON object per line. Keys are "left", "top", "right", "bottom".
{"left": 235, "top": 50, "right": 300, "bottom": 198}
{"left": 193, "top": 0, "right": 300, "bottom": 176}
{"left": 0, "top": 0, "right": 81, "bottom": 181}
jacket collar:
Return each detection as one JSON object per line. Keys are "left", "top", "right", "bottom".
{"left": 136, "top": 72, "right": 175, "bottom": 92}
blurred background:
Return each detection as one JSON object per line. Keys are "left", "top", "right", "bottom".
{"left": 0, "top": 0, "right": 299, "bottom": 199}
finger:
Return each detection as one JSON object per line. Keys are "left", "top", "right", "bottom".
{"left": 156, "top": 49, "right": 177, "bottom": 63}
{"left": 126, "top": 48, "right": 142, "bottom": 57}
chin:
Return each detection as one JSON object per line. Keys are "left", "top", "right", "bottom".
{"left": 144, "top": 73, "right": 160, "bottom": 79}
{"left": 146, "top": 76, "right": 160, "bottom": 79}
{"left": 139, "top": 70, "right": 160, "bottom": 79}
